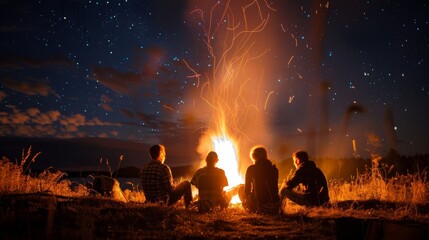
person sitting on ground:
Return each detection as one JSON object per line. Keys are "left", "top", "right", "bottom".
{"left": 191, "top": 151, "right": 230, "bottom": 213}
{"left": 238, "top": 146, "right": 280, "bottom": 214}
{"left": 140, "top": 144, "right": 193, "bottom": 208}
{"left": 279, "top": 150, "right": 329, "bottom": 209}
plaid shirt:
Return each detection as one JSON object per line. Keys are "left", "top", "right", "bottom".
{"left": 140, "top": 160, "right": 175, "bottom": 203}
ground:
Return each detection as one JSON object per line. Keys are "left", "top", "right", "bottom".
{"left": 1, "top": 194, "right": 428, "bottom": 239}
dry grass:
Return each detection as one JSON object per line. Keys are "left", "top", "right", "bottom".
{"left": 0, "top": 147, "right": 87, "bottom": 197}
{"left": 1, "top": 147, "right": 429, "bottom": 210}
{"left": 329, "top": 164, "right": 428, "bottom": 205}
{"left": 1, "top": 147, "right": 429, "bottom": 239}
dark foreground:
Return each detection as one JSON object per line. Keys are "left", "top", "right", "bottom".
{"left": 1, "top": 194, "right": 429, "bottom": 239}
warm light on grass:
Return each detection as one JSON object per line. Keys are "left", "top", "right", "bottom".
{"left": 0, "top": 146, "right": 87, "bottom": 197}
{"left": 328, "top": 167, "right": 429, "bottom": 205}
{"left": 2, "top": 146, "right": 428, "bottom": 220}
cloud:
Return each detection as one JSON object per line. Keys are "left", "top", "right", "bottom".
{"left": 135, "top": 111, "right": 162, "bottom": 129}
{"left": 60, "top": 113, "right": 86, "bottom": 126}
{"left": 0, "top": 52, "right": 74, "bottom": 70}
{"left": 1, "top": 76, "right": 56, "bottom": 97}
{"left": 15, "top": 125, "right": 33, "bottom": 136}
{"left": 99, "top": 94, "right": 114, "bottom": 111}
{"left": 0, "top": 108, "right": 122, "bottom": 138}
{"left": 0, "top": 91, "right": 6, "bottom": 101}
{"left": 120, "top": 108, "right": 134, "bottom": 118}
{"left": 10, "top": 112, "right": 30, "bottom": 124}
{"left": 90, "top": 45, "right": 186, "bottom": 97}
{"left": 97, "top": 132, "right": 109, "bottom": 138}
{"left": 63, "top": 124, "right": 78, "bottom": 132}
{"left": 0, "top": 53, "right": 72, "bottom": 98}
{"left": 101, "top": 94, "right": 112, "bottom": 103}
{"left": 90, "top": 66, "right": 144, "bottom": 95}
{"left": 27, "top": 108, "right": 41, "bottom": 117}
{"left": 101, "top": 103, "right": 113, "bottom": 111}
{"left": 133, "top": 46, "right": 167, "bottom": 76}
{"left": 33, "top": 110, "right": 61, "bottom": 125}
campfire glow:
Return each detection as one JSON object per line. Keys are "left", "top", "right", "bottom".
{"left": 212, "top": 135, "right": 243, "bottom": 203}
{"left": 187, "top": 1, "right": 279, "bottom": 204}
{"left": 213, "top": 136, "right": 243, "bottom": 188}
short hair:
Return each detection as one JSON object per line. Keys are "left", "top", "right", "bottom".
{"left": 293, "top": 150, "right": 308, "bottom": 162}
{"left": 149, "top": 144, "right": 165, "bottom": 160}
{"left": 250, "top": 146, "right": 267, "bottom": 161}
{"left": 205, "top": 151, "right": 218, "bottom": 166}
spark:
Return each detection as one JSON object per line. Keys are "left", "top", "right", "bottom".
{"left": 187, "top": 0, "right": 277, "bottom": 200}
{"left": 163, "top": 105, "right": 173, "bottom": 111}
{"left": 287, "top": 55, "right": 294, "bottom": 66}
{"left": 288, "top": 95, "right": 294, "bottom": 103}
{"left": 352, "top": 139, "right": 357, "bottom": 155}
{"left": 297, "top": 128, "right": 302, "bottom": 132}
{"left": 264, "top": 91, "right": 274, "bottom": 110}
{"left": 281, "top": 23, "right": 286, "bottom": 32}
{"left": 182, "top": 59, "right": 201, "bottom": 87}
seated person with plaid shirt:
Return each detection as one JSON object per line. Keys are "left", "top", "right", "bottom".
{"left": 140, "top": 144, "right": 193, "bottom": 208}
{"left": 191, "top": 151, "right": 230, "bottom": 213}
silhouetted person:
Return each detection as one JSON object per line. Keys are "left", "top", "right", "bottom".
{"left": 238, "top": 146, "right": 280, "bottom": 214}
{"left": 279, "top": 150, "right": 329, "bottom": 209}
{"left": 191, "top": 151, "right": 230, "bottom": 213}
{"left": 140, "top": 144, "right": 192, "bottom": 208}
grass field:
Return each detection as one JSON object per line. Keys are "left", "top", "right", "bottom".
{"left": 1, "top": 147, "right": 429, "bottom": 239}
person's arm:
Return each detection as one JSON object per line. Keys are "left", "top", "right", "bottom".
{"left": 220, "top": 169, "right": 228, "bottom": 187}
{"left": 191, "top": 170, "right": 199, "bottom": 188}
{"left": 285, "top": 168, "right": 302, "bottom": 189}
{"left": 273, "top": 166, "right": 279, "bottom": 191}
{"left": 162, "top": 165, "right": 175, "bottom": 193}
{"left": 244, "top": 167, "right": 252, "bottom": 195}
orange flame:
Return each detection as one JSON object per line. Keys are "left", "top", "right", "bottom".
{"left": 187, "top": 0, "right": 280, "bottom": 203}
{"left": 212, "top": 135, "right": 243, "bottom": 189}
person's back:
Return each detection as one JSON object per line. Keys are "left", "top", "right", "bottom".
{"left": 247, "top": 159, "right": 280, "bottom": 208}
{"left": 280, "top": 150, "right": 329, "bottom": 208}
{"left": 193, "top": 167, "right": 227, "bottom": 201}
{"left": 294, "top": 160, "right": 329, "bottom": 206}
{"left": 240, "top": 146, "right": 280, "bottom": 214}
{"left": 140, "top": 144, "right": 192, "bottom": 208}
{"left": 140, "top": 160, "right": 172, "bottom": 203}
{"left": 191, "top": 152, "right": 229, "bottom": 212}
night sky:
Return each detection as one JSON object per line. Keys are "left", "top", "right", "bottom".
{"left": 0, "top": 0, "right": 428, "bottom": 167}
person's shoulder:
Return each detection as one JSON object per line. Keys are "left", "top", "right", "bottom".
{"left": 247, "top": 164, "right": 256, "bottom": 170}
{"left": 194, "top": 167, "right": 206, "bottom": 174}
{"left": 215, "top": 167, "right": 224, "bottom": 171}
{"left": 215, "top": 167, "right": 226, "bottom": 174}
{"left": 161, "top": 163, "right": 172, "bottom": 170}
{"left": 269, "top": 160, "right": 278, "bottom": 169}
{"left": 142, "top": 160, "right": 155, "bottom": 168}
{"left": 246, "top": 164, "right": 256, "bottom": 174}
{"left": 271, "top": 163, "right": 278, "bottom": 171}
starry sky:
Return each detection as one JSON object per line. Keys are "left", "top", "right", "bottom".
{"left": 0, "top": 0, "right": 428, "bottom": 167}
